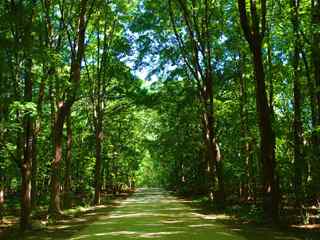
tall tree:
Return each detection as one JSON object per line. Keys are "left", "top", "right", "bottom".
{"left": 291, "top": 0, "right": 304, "bottom": 205}
{"left": 311, "top": 0, "right": 320, "bottom": 185}
{"left": 237, "top": 0, "right": 279, "bottom": 222}
{"left": 63, "top": 112, "right": 72, "bottom": 209}
{"left": 20, "top": 57, "right": 34, "bottom": 231}
{"left": 238, "top": 52, "right": 253, "bottom": 201}
{"left": 50, "top": 0, "right": 90, "bottom": 215}
{"left": 18, "top": 1, "right": 37, "bottom": 231}
{"left": 168, "top": 0, "right": 225, "bottom": 205}
{"left": 84, "top": 4, "right": 118, "bottom": 205}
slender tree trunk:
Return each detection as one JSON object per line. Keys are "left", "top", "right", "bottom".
{"left": 214, "top": 142, "right": 224, "bottom": 205}
{"left": 291, "top": 0, "right": 304, "bottom": 205}
{"left": 49, "top": 0, "right": 88, "bottom": 215}
{"left": 253, "top": 43, "right": 279, "bottom": 222}
{"left": 63, "top": 112, "right": 72, "bottom": 209}
{"left": 30, "top": 135, "right": 37, "bottom": 209}
{"left": 238, "top": 0, "right": 279, "bottom": 222}
{"left": 203, "top": 111, "right": 215, "bottom": 201}
{"left": 300, "top": 51, "right": 316, "bottom": 186}
{"left": 93, "top": 54, "right": 103, "bottom": 205}
{"left": 0, "top": 177, "right": 4, "bottom": 224}
{"left": 0, "top": 89, "right": 5, "bottom": 224}
{"left": 239, "top": 53, "right": 251, "bottom": 201}
{"left": 50, "top": 103, "right": 69, "bottom": 215}
{"left": 31, "top": 69, "right": 46, "bottom": 209}
{"left": 91, "top": 14, "right": 111, "bottom": 204}
{"left": 293, "top": 48, "right": 303, "bottom": 204}
{"left": 15, "top": 67, "right": 23, "bottom": 177}
{"left": 203, "top": 113, "right": 216, "bottom": 201}
{"left": 94, "top": 118, "right": 102, "bottom": 205}
{"left": 202, "top": 79, "right": 224, "bottom": 206}
{"left": 20, "top": 58, "right": 33, "bottom": 231}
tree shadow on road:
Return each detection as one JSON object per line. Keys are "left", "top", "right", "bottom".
{"left": 180, "top": 194, "right": 320, "bottom": 240}
{"left": 0, "top": 193, "right": 131, "bottom": 240}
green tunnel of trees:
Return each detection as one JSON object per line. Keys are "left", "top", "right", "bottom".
{"left": 0, "top": 0, "right": 320, "bottom": 232}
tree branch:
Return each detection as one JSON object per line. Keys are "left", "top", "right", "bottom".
{"left": 237, "top": 0, "right": 253, "bottom": 46}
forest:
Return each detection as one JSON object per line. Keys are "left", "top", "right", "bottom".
{"left": 0, "top": 0, "right": 319, "bottom": 239}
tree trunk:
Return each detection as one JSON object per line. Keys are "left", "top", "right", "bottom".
{"left": 214, "top": 142, "right": 224, "bottom": 206}
{"left": 311, "top": 0, "right": 320, "bottom": 183}
{"left": 239, "top": 53, "right": 252, "bottom": 201}
{"left": 291, "top": 0, "right": 304, "bottom": 205}
{"left": 168, "top": 0, "right": 224, "bottom": 204}
{"left": 293, "top": 47, "right": 303, "bottom": 204}
{"left": 94, "top": 119, "right": 102, "bottom": 205}
{"left": 93, "top": 55, "right": 103, "bottom": 205}
{"left": 31, "top": 70, "right": 46, "bottom": 209}
{"left": 63, "top": 112, "right": 72, "bottom": 209}
{"left": 30, "top": 134, "right": 37, "bottom": 210}
{"left": 20, "top": 58, "right": 33, "bottom": 231}
{"left": 202, "top": 83, "right": 224, "bottom": 206}
{"left": 0, "top": 177, "right": 4, "bottom": 224}
{"left": 49, "top": 0, "right": 88, "bottom": 215}
{"left": 238, "top": 0, "right": 279, "bottom": 223}
{"left": 0, "top": 89, "right": 5, "bottom": 224}
{"left": 50, "top": 103, "right": 70, "bottom": 215}
{"left": 312, "top": 0, "right": 320, "bottom": 125}
{"left": 202, "top": 111, "right": 215, "bottom": 201}
{"left": 253, "top": 43, "right": 279, "bottom": 222}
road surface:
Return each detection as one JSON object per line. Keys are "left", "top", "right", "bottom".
{"left": 69, "top": 188, "right": 311, "bottom": 240}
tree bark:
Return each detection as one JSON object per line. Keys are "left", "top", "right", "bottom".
{"left": 311, "top": 0, "right": 320, "bottom": 184}
{"left": 20, "top": 58, "right": 33, "bottom": 231}
{"left": 253, "top": 38, "right": 279, "bottom": 223}
{"left": 312, "top": 0, "right": 320, "bottom": 125}
{"left": 239, "top": 53, "right": 252, "bottom": 201}
{"left": 50, "top": 102, "right": 70, "bottom": 215}
{"left": 89, "top": 13, "right": 112, "bottom": 205}
{"left": 202, "top": 85, "right": 224, "bottom": 205}
{"left": 31, "top": 70, "right": 46, "bottom": 210}
{"left": 168, "top": 0, "right": 225, "bottom": 205}
{"left": 30, "top": 133, "right": 37, "bottom": 210}
{"left": 0, "top": 177, "right": 4, "bottom": 224}
{"left": 291, "top": 0, "right": 304, "bottom": 205}
{"left": 94, "top": 117, "right": 102, "bottom": 205}
{"left": 49, "top": 0, "right": 88, "bottom": 215}
{"left": 238, "top": 0, "right": 279, "bottom": 223}
{"left": 63, "top": 112, "right": 72, "bottom": 209}
{"left": 0, "top": 83, "right": 5, "bottom": 224}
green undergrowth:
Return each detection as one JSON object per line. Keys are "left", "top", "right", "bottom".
{"left": 176, "top": 193, "right": 319, "bottom": 239}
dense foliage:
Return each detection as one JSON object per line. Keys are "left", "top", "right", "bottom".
{"left": 0, "top": 0, "right": 319, "bottom": 231}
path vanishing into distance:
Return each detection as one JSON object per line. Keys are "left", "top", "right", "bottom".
{"left": 5, "top": 188, "right": 318, "bottom": 240}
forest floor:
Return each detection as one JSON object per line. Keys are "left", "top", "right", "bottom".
{"left": 1, "top": 188, "right": 319, "bottom": 240}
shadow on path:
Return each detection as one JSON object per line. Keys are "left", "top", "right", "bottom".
{"left": 69, "top": 188, "right": 319, "bottom": 240}
{"left": 0, "top": 194, "right": 129, "bottom": 240}
{"left": 2, "top": 189, "right": 318, "bottom": 240}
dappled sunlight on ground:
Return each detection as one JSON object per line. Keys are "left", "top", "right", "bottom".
{"left": 2, "top": 189, "right": 317, "bottom": 240}
{"left": 65, "top": 189, "right": 239, "bottom": 239}
{"left": 67, "top": 189, "right": 314, "bottom": 240}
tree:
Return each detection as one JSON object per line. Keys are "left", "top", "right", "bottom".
{"left": 237, "top": 0, "right": 279, "bottom": 222}
{"left": 310, "top": 0, "right": 320, "bottom": 187}
{"left": 168, "top": 0, "right": 225, "bottom": 205}
{"left": 290, "top": 0, "right": 304, "bottom": 205}
{"left": 50, "top": 0, "right": 90, "bottom": 215}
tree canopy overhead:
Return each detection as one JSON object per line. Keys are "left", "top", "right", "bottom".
{"left": 0, "top": 0, "right": 320, "bottom": 233}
